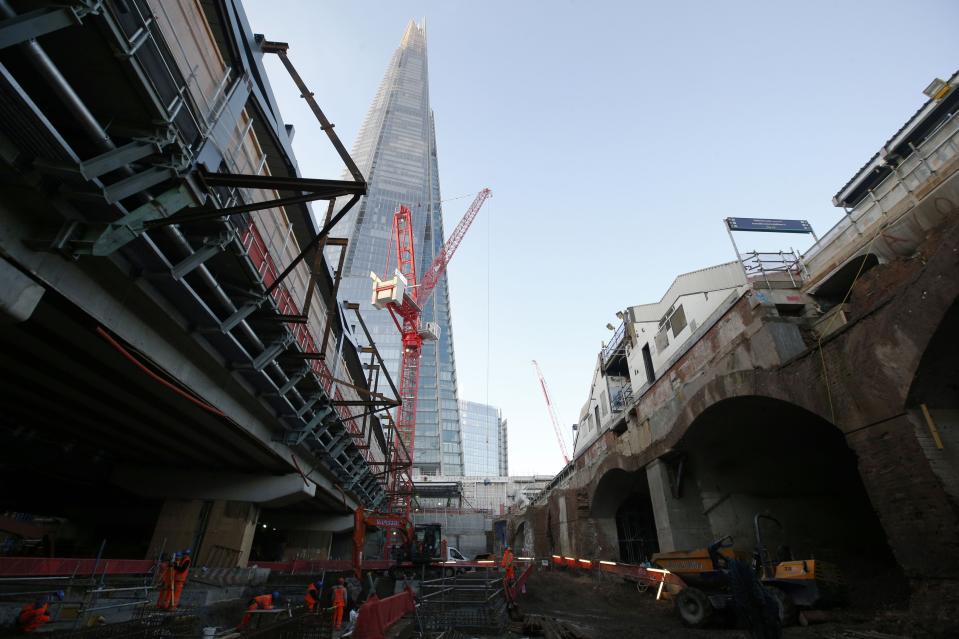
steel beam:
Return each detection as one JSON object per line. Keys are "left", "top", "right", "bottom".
{"left": 0, "top": 7, "right": 78, "bottom": 50}
{"left": 80, "top": 140, "right": 157, "bottom": 180}
{"left": 103, "top": 166, "right": 175, "bottom": 203}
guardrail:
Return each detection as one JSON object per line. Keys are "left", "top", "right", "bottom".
{"left": 802, "top": 109, "right": 959, "bottom": 281}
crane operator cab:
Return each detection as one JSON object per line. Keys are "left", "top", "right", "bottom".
{"left": 411, "top": 523, "right": 443, "bottom": 563}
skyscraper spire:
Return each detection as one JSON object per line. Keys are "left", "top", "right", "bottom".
{"left": 335, "top": 22, "right": 463, "bottom": 477}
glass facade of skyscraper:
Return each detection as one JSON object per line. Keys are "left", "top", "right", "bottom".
{"left": 459, "top": 400, "right": 507, "bottom": 477}
{"left": 332, "top": 21, "right": 463, "bottom": 476}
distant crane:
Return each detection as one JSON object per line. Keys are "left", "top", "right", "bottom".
{"left": 532, "top": 360, "right": 571, "bottom": 465}
{"left": 371, "top": 189, "right": 492, "bottom": 514}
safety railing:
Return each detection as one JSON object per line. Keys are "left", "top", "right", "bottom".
{"left": 740, "top": 249, "right": 806, "bottom": 288}
{"left": 240, "top": 223, "right": 373, "bottom": 462}
{"left": 601, "top": 322, "right": 627, "bottom": 367}
{"left": 802, "top": 109, "right": 959, "bottom": 280}
{"left": 610, "top": 384, "right": 633, "bottom": 412}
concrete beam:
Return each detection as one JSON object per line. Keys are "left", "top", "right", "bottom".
{"left": 114, "top": 466, "right": 315, "bottom": 507}
{"left": 262, "top": 511, "right": 354, "bottom": 533}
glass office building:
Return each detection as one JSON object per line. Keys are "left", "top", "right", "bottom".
{"left": 333, "top": 21, "right": 463, "bottom": 475}
{"left": 459, "top": 400, "right": 508, "bottom": 477}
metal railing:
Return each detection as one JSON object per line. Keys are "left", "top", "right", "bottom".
{"left": 802, "top": 109, "right": 959, "bottom": 279}
{"left": 740, "top": 249, "right": 807, "bottom": 289}
{"left": 610, "top": 384, "right": 633, "bottom": 412}
{"left": 601, "top": 322, "right": 627, "bottom": 367}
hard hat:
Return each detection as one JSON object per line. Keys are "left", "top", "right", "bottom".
{"left": 337, "top": 577, "right": 345, "bottom": 584}
{"left": 315, "top": 580, "right": 323, "bottom": 588}
{"left": 184, "top": 548, "right": 192, "bottom": 555}
{"left": 272, "top": 591, "right": 280, "bottom": 600}
{"left": 55, "top": 591, "right": 65, "bottom": 601}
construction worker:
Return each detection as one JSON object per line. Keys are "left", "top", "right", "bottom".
{"left": 501, "top": 545, "right": 515, "bottom": 584}
{"left": 331, "top": 578, "right": 348, "bottom": 630}
{"left": 156, "top": 552, "right": 176, "bottom": 609}
{"left": 171, "top": 548, "right": 191, "bottom": 608}
{"left": 17, "top": 591, "right": 63, "bottom": 633}
{"left": 305, "top": 579, "right": 323, "bottom": 612}
{"left": 238, "top": 591, "right": 280, "bottom": 630}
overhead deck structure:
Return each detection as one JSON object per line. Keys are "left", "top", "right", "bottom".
{"left": 0, "top": 0, "right": 403, "bottom": 565}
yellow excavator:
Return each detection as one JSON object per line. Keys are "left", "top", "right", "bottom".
{"left": 651, "top": 512, "right": 846, "bottom": 627}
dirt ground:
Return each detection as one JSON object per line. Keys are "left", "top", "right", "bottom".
{"left": 513, "top": 569, "right": 928, "bottom": 639}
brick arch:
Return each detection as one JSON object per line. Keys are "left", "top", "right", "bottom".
{"left": 659, "top": 370, "right": 838, "bottom": 456}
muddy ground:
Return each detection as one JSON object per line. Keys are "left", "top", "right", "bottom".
{"left": 512, "top": 569, "right": 934, "bottom": 639}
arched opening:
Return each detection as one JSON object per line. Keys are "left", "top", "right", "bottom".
{"left": 591, "top": 468, "right": 659, "bottom": 563}
{"left": 814, "top": 253, "right": 880, "bottom": 304}
{"left": 906, "top": 297, "right": 959, "bottom": 499}
{"left": 678, "top": 396, "right": 905, "bottom": 606}
{"left": 511, "top": 521, "right": 527, "bottom": 554}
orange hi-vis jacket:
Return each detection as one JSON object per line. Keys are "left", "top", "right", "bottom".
{"left": 305, "top": 583, "right": 319, "bottom": 611}
{"left": 331, "top": 585, "right": 346, "bottom": 607}
{"left": 239, "top": 593, "right": 274, "bottom": 629}
{"left": 18, "top": 603, "right": 51, "bottom": 633}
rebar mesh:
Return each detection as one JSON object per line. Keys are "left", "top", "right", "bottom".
{"left": 49, "top": 613, "right": 200, "bottom": 639}
{"left": 417, "top": 571, "right": 509, "bottom": 634}
{"left": 241, "top": 612, "right": 333, "bottom": 639}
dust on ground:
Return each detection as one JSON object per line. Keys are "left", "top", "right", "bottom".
{"left": 513, "top": 569, "right": 930, "bottom": 639}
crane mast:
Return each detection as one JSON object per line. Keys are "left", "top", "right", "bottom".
{"left": 532, "top": 359, "right": 571, "bottom": 465}
{"left": 372, "top": 189, "right": 492, "bottom": 515}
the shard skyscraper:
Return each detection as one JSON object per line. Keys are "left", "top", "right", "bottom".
{"left": 333, "top": 20, "right": 463, "bottom": 476}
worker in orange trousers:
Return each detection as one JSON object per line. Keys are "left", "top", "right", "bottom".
{"left": 501, "top": 545, "right": 515, "bottom": 583}
{"left": 18, "top": 591, "right": 63, "bottom": 633}
{"left": 156, "top": 553, "right": 176, "bottom": 609}
{"left": 305, "top": 580, "right": 322, "bottom": 612}
{"left": 331, "top": 578, "right": 348, "bottom": 629}
{"left": 171, "top": 549, "right": 191, "bottom": 608}
{"left": 238, "top": 591, "right": 279, "bottom": 630}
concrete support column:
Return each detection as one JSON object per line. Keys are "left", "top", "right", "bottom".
{"left": 147, "top": 499, "right": 260, "bottom": 568}
{"left": 646, "top": 459, "right": 711, "bottom": 552}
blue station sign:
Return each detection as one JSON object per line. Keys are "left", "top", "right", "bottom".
{"left": 725, "top": 217, "right": 814, "bottom": 234}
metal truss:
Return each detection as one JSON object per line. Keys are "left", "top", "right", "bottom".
{"left": 0, "top": 0, "right": 393, "bottom": 508}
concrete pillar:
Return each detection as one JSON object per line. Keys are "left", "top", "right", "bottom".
{"left": 646, "top": 459, "right": 712, "bottom": 552}
{"left": 147, "top": 499, "right": 260, "bottom": 568}
{"left": 557, "top": 496, "right": 571, "bottom": 556}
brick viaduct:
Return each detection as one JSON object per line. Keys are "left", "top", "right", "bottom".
{"left": 510, "top": 207, "right": 958, "bottom": 623}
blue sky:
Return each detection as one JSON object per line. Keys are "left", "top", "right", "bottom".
{"left": 244, "top": 0, "right": 958, "bottom": 475}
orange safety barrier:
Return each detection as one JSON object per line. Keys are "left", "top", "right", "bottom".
{"left": 0, "top": 557, "right": 154, "bottom": 577}
{"left": 505, "top": 562, "right": 534, "bottom": 603}
{"left": 353, "top": 587, "right": 416, "bottom": 639}
{"left": 547, "top": 555, "right": 686, "bottom": 596}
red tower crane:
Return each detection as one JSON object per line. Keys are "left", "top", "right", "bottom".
{"left": 532, "top": 359, "right": 571, "bottom": 465}
{"left": 372, "top": 188, "right": 492, "bottom": 514}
